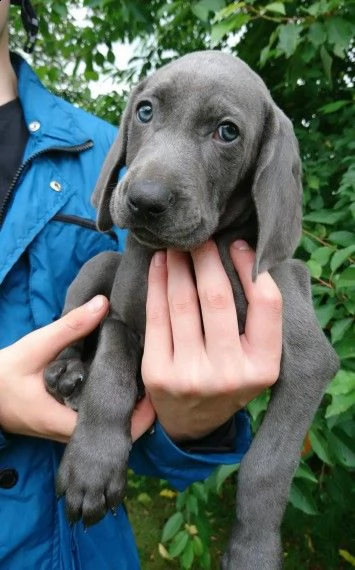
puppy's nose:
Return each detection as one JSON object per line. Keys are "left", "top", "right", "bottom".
{"left": 127, "top": 180, "right": 172, "bottom": 216}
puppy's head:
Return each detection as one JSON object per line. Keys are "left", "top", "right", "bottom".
{"left": 93, "top": 51, "right": 302, "bottom": 276}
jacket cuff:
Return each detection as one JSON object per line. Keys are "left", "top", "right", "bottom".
{"left": 0, "top": 430, "right": 12, "bottom": 451}
{"left": 177, "top": 416, "right": 237, "bottom": 454}
{"left": 129, "top": 410, "right": 252, "bottom": 491}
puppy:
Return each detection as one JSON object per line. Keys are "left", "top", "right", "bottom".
{"left": 45, "top": 51, "right": 338, "bottom": 570}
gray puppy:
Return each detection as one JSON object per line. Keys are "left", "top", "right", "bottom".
{"left": 45, "top": 51, "right": 339, "bottom": 569}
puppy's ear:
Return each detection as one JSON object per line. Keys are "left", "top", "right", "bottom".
{"left": 91, "top": 132, "right": 125, "bottom": 231}
{"left": 252, "top": 104, "right": 302, "bottom": 279}
{"left": 92, "top": 86, "right": 141, "bottom": 231}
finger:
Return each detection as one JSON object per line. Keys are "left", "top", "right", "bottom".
{"left": 230, "top": 240, "right": 283, "bottom": 366}
{"left": 13, "top": 296, "right": 109, "bottom": 373}
{"left": 39, "top": 395, "right": 78, "bottom": 443}
{"left": 143, "top": 251, "right": 173, "bottom": 367}
{"left": 167, "top": 249, "right": 205, "bottom": 360}
{"left": 131, "top": 395, "right": 156, "bottom": 442}
{"left": 191, "top": 241, "right": 240, "bottom": 359}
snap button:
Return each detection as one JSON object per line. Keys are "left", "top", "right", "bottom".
{"left": 50, "top": 180, "right": 62, "bottom": 192}
{"left": 0, "top": 468, "right": 18, "bottom": 489}
{"left": 28, "top": 120, "right": 41, "bottom": 132}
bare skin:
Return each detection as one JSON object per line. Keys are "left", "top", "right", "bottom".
{"left": 143, "top": 241, "right": 282, "bottom": 440}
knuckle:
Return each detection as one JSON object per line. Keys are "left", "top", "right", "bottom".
{"left": 146, "top": 305, "right": 166, "bottom": 324}
{"left": 201, "top": 288, "right": 230, "bottom": 311}
{"left": 141, "top": 361, "right": 166, "bottom": 390}
{"left": 258, "top": 360, "right": 281, "bottom": 388}
{"left": 170, "top": 291, "right": 197, "bottom": 316}
{"left": 64, "top": 315, "right": 84, "bottom": 333}
{"left": 254, "top": 287, "right": 283, "bottom": 316}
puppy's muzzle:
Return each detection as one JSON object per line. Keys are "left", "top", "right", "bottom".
{"left": 127, "top": 180, "right": 174, "bottom": 219}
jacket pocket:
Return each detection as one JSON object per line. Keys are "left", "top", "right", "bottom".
{"left": 53, "top": 214, "right": 119, "bottom": 244}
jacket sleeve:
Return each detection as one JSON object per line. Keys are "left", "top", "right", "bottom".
{"left": 129, "top": 410, "right": 251, "bottom": 490}
{"left": 0, "top": 431, "right": 10, "bottom": 451}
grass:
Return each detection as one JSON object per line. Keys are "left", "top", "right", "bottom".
{"left": 125, "top": 473, "right": 355, "bottom": 570}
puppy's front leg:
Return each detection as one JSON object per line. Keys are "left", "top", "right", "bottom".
{"left": 45, "top": 251, "right": 121, "bottom": 410}
{"left": 222, "top": 261, "right": 339, "bottom": 570}
{"left": 57, "top": 314, "right": 141, "bottom": 527}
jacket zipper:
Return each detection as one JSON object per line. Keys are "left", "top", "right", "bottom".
{"left": 0, "top": 140, "right": 94, "bottom": 227}
{"left": 53, "top": 213, "right": 118, "bottom": 242}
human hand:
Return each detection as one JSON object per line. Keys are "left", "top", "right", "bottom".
{"left": 0, "top": 296, "right": 155, "bottom": 443}
{"left": 142, "top": 240, "right": 282, "bottom": 441}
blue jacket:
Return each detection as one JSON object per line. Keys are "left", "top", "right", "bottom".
{"left": 0, "top": 55, "right": 251, "bottom": 570}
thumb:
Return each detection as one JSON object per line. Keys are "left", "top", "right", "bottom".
{"left": 131, "top": 395, "right": 156, "bottom": 442}
{"left": 13, "top": 296, "right": 109, "bottom": 373}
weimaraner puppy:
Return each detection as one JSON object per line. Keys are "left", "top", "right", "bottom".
{"left": 45, "top": 51, "right": 339, "bottom": 569}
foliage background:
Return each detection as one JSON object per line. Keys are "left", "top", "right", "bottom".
{"left": 10, "top": 0, "right": 355, "bottom": 568}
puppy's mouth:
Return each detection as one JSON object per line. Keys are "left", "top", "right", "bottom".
{"left": 131, "top": 224, "right": 209, "bottom": 251}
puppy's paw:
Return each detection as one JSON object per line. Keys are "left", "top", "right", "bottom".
{"left": 57, "top": 426, "right": 131, "bottom": 527}
{"left": 45, "top": 355, "right": 86, "bottom": 411}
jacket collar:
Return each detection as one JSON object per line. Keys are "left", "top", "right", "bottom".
{"left": 11, "top": 53, "right": 91, "bottom": 152}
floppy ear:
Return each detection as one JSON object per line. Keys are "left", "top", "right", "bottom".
{"left": 91, "top": 85, "right": 142, "bottom": 231}
{"left": 252, "top": 104, "right": 302, "bottom": 279}
{"left": 91, "top": 132, "right": 125, "bottom": 231}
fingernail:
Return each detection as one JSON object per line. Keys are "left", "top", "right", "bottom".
{"left": 153, "top": 250, "right": 166, "bottom": 267}
{"left": 86, "top": 295, "right": 106, "bottom": 313}
{"left": 232, "top": 240, "right": 251, "bottom": 251}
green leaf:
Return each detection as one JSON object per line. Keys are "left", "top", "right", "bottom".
{"left": 334, "top": 336, "right": 355, "bottom": 361}
{"left": 191, "top": 482, "right": 208, "bottom": 503}
{"left": 328, "top": 231, "right": 355, "bottom": 248}
{"left": 339, "top": 550, "right": 355, "bottom": 567}
{"left": 168, "top": 530, "right": 190, "bottom": 558}
{"left": 336, "top": 266, "right": 355, "bottom": 288}
{"left": 311, "top": 246, "right": 333, "bottom": 267}
{"left": 264, "top": 2, "right": 286, "bottom": 15}
{"left": 328, "top": 428, "right": 355, "bottom": 467}
{"left": 325, "top": 391, "right": 355, "bottom": 419}
{"left": 307, "top": 22, "right": 326, "bottom": 47}
{"left": 201, "top": 549, "right": 212, "bottom": 569}
{"left": 247, "top": 390, "right": 270, "bottom": 424}
{"left": 306, "top": 259, "right": 322, "bottom": 279}
{"left": 137, "top": 492, "right": 152, "bottom": 505}
{"left": 330, "top": 245, "right": 355, "bottom": 272}
{"left": 84, "top": 69, "right": 99, "bottom": 81}
{"left": 193, "top": 535, "right": 204, "bottom": 556}
{"left": 289, "top": 479, "right": 319, "bottom": 515}
{"left": 326, "top": 370, "right": 355, "bottom": 396}
{"left": 186, "top": 494, "right": 199, "bottom": 516}
{"left": 303, "top": 210, "right": 345, "bottom": 224}
{"left": 162, "top": 512, "right": 184, "bottom": 543}
{"left": 277, "top": 23, "right": 302, "bottom": 58}
{"left": 309, "top": 425, "right": 334, "bottom": 465}
{"left": 320, "top": 45, "right": 332, "bottom": 83}
{"left": 53, "top": 3, "right": 68, "bottom": 16}
{"left": 192, "top": 0, "right": 225, "bottom": 22}
{"left": 320, "top": 100, "right": 349, "bottom": 115}
{"left": 181, "top": 539, "right": 195, "bottom": 569}
{"left": 315, "top": 302, "right": 336, "bottom": 328}
{"left": 325, "top": 17, "right": 354, "bottom": 58}
{"left": 210, "top": 13, "right": 249, "bottom": 43}
{"left": 294, "top": 461, "right": 318, "bottom": 484}
{"left": 207, "top": 463, "right": 239, "bottom": 494}
{"left": 331, "top": 318, "right": 354, "bottom": 344}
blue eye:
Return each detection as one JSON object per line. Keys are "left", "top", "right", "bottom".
{"left": 136, "top": 102, "right": 153, "bottom": 123}
{"left": 215, "top": 122, "right": 239, "bottom": 142}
